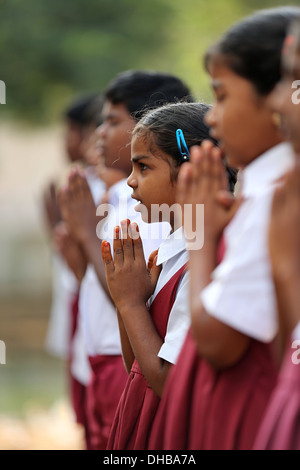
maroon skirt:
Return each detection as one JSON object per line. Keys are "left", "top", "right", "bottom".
{"left": 253, "top": 339, "right": 300, "bottom": 450}
{"left": 148, "top": 329, "right": 278, "bottom": 450}
{"left": 86, "top": 354, "right": 128, "bottom": 450}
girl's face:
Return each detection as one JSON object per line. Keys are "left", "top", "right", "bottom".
{"left": 95, "top": 101, "right": 136, "bottom": 175}
{"left": 127, "top": 134, "right": 178, "bottom": 227}
{"left": 268, "top": 31, "right": 300, "bottom": 154}
{"left": 205, "top": 61, "right": 282, "bottom": 169}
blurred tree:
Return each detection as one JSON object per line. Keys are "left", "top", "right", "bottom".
{"left": 0, "top": 0, "right": 173, "bottom": 123}
{"left": 1, "top": 0, "right": 299, "bottom": 124}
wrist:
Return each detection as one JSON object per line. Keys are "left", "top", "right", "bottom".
{"left": 118, "top": 301, "right": 148, "bottom": 319}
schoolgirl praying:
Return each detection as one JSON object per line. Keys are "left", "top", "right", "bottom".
{"left": 101, "top": 101, "right": 233, "bottom": 450}
{"left": 148, "top": 6, "right": 300, "bottom": 451}
{"left": 254, "top": 15, "right": 300, "bottom": 451}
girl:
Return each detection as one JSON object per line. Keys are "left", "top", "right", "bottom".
{"left": 60, "top": 71, "right": 192, "bottom": 450}
{"left": 148, "top": 6, "right": 300, "bottom": 451}
{"left": 253, "top": 17, "right": 300, "bottom": 450}
{"left": 101, "top": 101, "right": 235, "bottom": 450}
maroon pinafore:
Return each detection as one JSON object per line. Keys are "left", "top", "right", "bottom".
{"left": 106, "top": 263, "right": 187, "bottom": 450}
{"left": 253, "top": 339, "right": 300, "bottom": 450}
{"left": 148, "top": 237, "right": 278, "bottom": 450}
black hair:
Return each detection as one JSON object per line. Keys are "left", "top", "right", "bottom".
{"left": 64, "top": 93, "right": 102, "bottom": 126}
{"left": 204, "top": 6, "right": 300, "bottom": 95}
{"left": 133, "top": 101, "right": 237, "bottom": 191}
{"left": 82, "top": 94, "right": 104, "bottom": 127}
{"left": 103, "top": 70, "right": 195, "bottom": 120}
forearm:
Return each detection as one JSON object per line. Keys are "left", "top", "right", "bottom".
{"left": 117, "top": 310, "right": 134, "bottom": 374}
{"left": 189, "top": 240, "right": 218, "bottom": 332}
{"left": 119, "top": 303, "right": 171, "bottom": 397}
{"left": 81, "top": 230, "right": 112, "bottom": 299}
{"left": 273, "top": 268, "right": 300, "bottom": 352}
{"left": 189, "top": 241, "right": 250, "bottom": 369}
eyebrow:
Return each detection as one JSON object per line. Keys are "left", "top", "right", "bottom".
{"left": 131, "top": 155, "right": 152, "bottom": 163}
{"left": 102, "top": 112, "right": 120, "bottom": 120}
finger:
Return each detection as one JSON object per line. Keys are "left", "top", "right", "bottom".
{"left": 211, "top": 147, "right": 228, "bottom": 193}
{"left": 57, "top": 186, "right": 70, "bottom": 220}
{"left": 177, "top": 161, "right": 193, "bottom": 206}
{"left": 189, "top": 145, "right": 204, "bottom": 187}
{"left": 121, "top": 219, "right": 134, "bottom": 260}
{"left": 215, "top": 190, "right": 236, "bottom": 210}
{"left": 129, "top": 222, "right": 145, "bottom": 262}
{"left": 198, "top": 141, "right": 214, "bottom": 194}
{"left": 68, "top": 168, "right": 81, "bottom": 201}
{"left": 101, "top": 240, "right": 115, "bottom": 276}
{"left": 113, "top": 225, "right": 124, "bottom": 267}
{"left": 147, "top": 249, "right": 159, "bottom": 271}
{"left": 150, "top": 255, "right": 162, "bottom": 284}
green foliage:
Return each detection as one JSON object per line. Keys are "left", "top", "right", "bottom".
{"left": 0, "top": 0, "right": 173, "bottom": 123}
{"left": 1, "top": 0, "right": 300, "bottom": 124}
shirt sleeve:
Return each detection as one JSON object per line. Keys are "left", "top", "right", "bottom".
{"left": 158, "top": 271, "right": 191, "bottom": 364}
{"left": 200, "top": 193, "right": 278, "bottom": 343}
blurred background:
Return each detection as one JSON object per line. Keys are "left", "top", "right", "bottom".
{"left": 0, "top": 0, "right": 299, "bottom": 450}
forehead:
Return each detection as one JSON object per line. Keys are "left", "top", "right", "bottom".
{"left": 101, "top": 100, "right": 132, "bottom": 119}
{"left": 208, "top": 61, "right": 257, "bottom": 97}
{"left": 131, "top": 133, "right": 173, "bottom": 164}
{"left": 131, "top": 132, "right": 153, "bottom": 153}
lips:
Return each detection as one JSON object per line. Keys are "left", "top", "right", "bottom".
{"left": 131, "top": 194, "right": 142, "bottom": 204}
{"left": 97, "top": 145, "right": 106, "bottom": 157}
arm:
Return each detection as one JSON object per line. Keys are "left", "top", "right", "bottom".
{"left": 81, "top": 228, "right": 112, "bottom": 298}
{"left": 116, "top": 250, "right": 161, "bottom": 375}
{"left": 102, "top": 220, "right": 171, "bottom": 397}
{"left": 116, "top": 309, "right": 134, "bottom": 374}
{"left": 268, "top": 164, "right": 300, "bottom": 354}
{"left": 177, "top": 142, "right": 249, "bottom": 369}
{"left": 58, "top": 169, "right": 112, "bottom": 298}
{"left": 53, "top": 222, "right": 87, "bottom": 283}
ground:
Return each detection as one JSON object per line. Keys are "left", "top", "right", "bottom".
{"left": 0, "top": 294, "right": 85, "bottom": 450}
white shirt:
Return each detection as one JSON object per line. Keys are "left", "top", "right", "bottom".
{"left": 69, "top": 169, "right": 106, "bottom": 384}
{"left": 148, "top": 226, "right": 190, "bottom": 364}
{"left": 292, "top": 322, "right": 300, "bottom": 341}
{"left": 79, "top": 178, "right": 170, "bottom": 357}
{"left": 201, "top": 143, "right": 295, "bottom": 343}
{"left": 45, "top": 252, "right": 78, "bottom": 358}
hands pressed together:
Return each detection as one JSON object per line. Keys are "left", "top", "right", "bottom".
{"left": 101, "top": 219, "right": 161, "bottom": 314}
{"left": 177, "top": 140, "right": 240, "bottom": 245}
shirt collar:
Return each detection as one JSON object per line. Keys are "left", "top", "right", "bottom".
{"left": 239, "top": 142, "right": 295, "bottom": 198}
{"left": 156, "top": 226, "right": 186, "bottom": 266}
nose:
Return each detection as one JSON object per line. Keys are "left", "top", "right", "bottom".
{"left": 204, "top": 106, "right": 217, "bottom": 128}
{"left": 95, "top": 121, "right": 107, "bottom": 139}
{"left": 127, "top": 170, "right": 137, "bottom": 189}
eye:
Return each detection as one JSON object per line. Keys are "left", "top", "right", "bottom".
{"left": 107, "top": 117, "right": 120, "bottom": 127}
{"left": 138, "top": 162, "right": 148, "bottom": 172}
{"left": 215, "top": 93, "right": 226, "bottom": 103}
